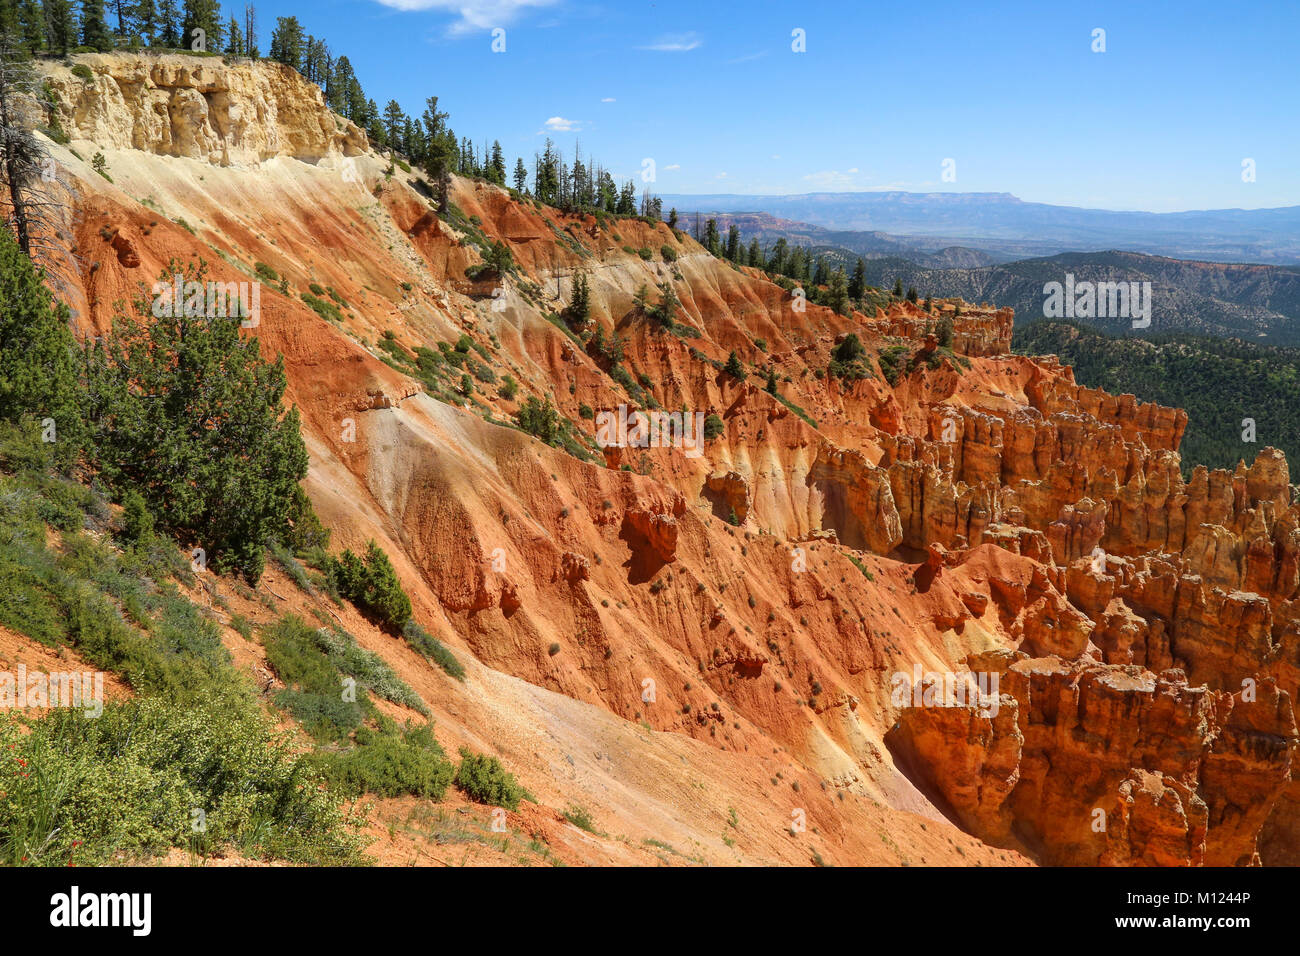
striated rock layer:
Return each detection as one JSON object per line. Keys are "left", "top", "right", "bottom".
{"left": 27, "top": 51, "right": 1300, "bottom": 866}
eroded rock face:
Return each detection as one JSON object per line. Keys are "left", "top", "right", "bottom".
{"left": 45, "top": 64, "right": 1300, "bottom": 865}
{"left": 38, "top": 53, "right": 367, "bottom": 165}
{"left": 623, "top": 501, "right": 683, "bottom": 563}
{"left": 875, "top": 336, "right": 1300, "bottom": 864}
{"left": 895, "top": 655, "right": 1296, "bottom": 865}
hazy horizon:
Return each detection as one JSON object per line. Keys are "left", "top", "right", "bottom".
{"left": 238, "top": 0, "right": 1300, "bottom": 213}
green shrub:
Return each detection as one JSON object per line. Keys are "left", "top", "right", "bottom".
{"left": 254, "top": 262, "right": 278, "bottom": 283}
{"left": 324, "top": 541, "right": 413, "bottom": 631}
{"left": 263, "top": 615, "right": 366, "bottom": 741}
{"left": 315, "top": 721, "right": 453, "bottom": 799}
{"left": 301, "top": 292, "right": 344, "bottom": 323}
{"left": 703, "top": 413, "right": 725, "bottom": 440}
{"left": 82, "top": 260, "right": 313, "bottom": 582}
{"left": 564, "top": 805, "right": 598, "bottom": 833}
{"left": 517, "top": 395, "right": 559, "bottom": 443}
{"left": 0, "top": 692, "right": 361, "bottom": 866}
{"left": 402, "top": 621, "right": 466, "bottom": 681}
{"left": 454, "top": 747, "right": 524, "bottom": 811}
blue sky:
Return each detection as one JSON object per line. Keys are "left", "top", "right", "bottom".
{"left": 244, "top": 0, "right": 1299, "bottom": 212}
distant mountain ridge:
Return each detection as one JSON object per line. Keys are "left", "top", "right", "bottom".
{"left": 684, "top": 211, "right": 1010, "bottom": 269}
{"left": 853, "top": 251, "right": 1300, "bottom": 345}
{"left": 660, "top": 191, "right": 1300, "bottom": 265}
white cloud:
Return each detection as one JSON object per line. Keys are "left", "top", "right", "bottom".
{"left": 847, "top": 167, "right": 859, "bottom": 174}
{"left": 601, "top": 97, "right": 616, "bottom": 102}
{"left": 664, "top": 163, "right": 681, "bottom": 171}
{"left": 640, "top": 32, "right": 702, "bottom": 51}
{"left": 715, "top": 172, "right": 728, "bottom": 179}
{"left": 372, "top": 0, "right": 558, "bottom": 36}
{"left": 542, "top": 116, "right": 581, "bottom": 132}
{"left": 725, "top": 51, "right": 767, "bottom": 64}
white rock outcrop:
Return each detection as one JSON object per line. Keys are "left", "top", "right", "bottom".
{"left": 37, "top": 52, "right": 367, "bottom": 167}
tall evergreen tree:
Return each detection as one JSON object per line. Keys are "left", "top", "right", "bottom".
{"left": 725, "top": 224, "right": 740, "bottom": 261}
{"left": 110, "top": 0, "right": 129, "bottom": 36}
{"left": 224, "top": 15, "right": 241, "bottom": 54}
{"left": 419, "top": 95, "right": 453, "bottom": 210}
{"left": 180, "top": 0, "right": 221, "bottom": 50}
{"left": 18, "top": 0, "right": 44, "bottom": 52}
{"left": 268, "top": 14, "right": 303, "bottom": 68}
{"left": 488, "top": 140, "right": 505, "bottom": 185}
{"left": 80, "top": 0, "right": 113, "bottom": 50}
{"left": 828, "top": 267, "right": 849, "bottom": 315}
{"left": 0, "top": 34, "right": 56, "bottom": 255}
{"left": 512, "top": 156, "right": 527, "bottom": 193}
{"left": 848, "top": 258, "right": 865, "bottom": 301}
{"left": 381, "top": 99, "right": 405, "bottom": 156}
{"left": 45, "top": 0, "right": 77, "bottom": 54}
{"left": 154, "top": 0, "right": 179, "bottom": 46}
{"left": 0, "top": 0, "right": 16, "bottom": 38}
{"left": 0, "top": 214, "right": 83, "bottom": 468}
{"left": 133, "top": 0, "right": 157, "bottom": 44}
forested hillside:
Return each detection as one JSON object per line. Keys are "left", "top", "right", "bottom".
{"left": 1014, "top": 321, "right": 1300, "bottom": 475}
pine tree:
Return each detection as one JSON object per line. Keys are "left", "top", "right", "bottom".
{"left": 0, "top": 226, "right": 83, "bottom": 467}
{"left": 268, "top": 14, "right": 303, "bottom": 68}
{"left": 654, "top": 281, "right": 679, "bottom": 328}
{"left": 80, "top": 0, "right": 113, "bottom": 50}
{"left": 828, "top": 267, "right": 849, "bottom": 316}
{"left": 382, "top": 99, "right": 405, "bottom": 155}
{"left": 937, "top": 315, "right": 954, "bottom": 348}
{"left": 109, "top": 0, "right": 130, "bottom": 36}
{"left": 133, "top": 0, "right": 157, "bottom": 44}
{"left": 17, "top": 0, "right": 43, "bottom": 52}
{"left": 43, "top": 1, "right": 73, "bottom": 53}
{"left": 488, "top": 140, "right": 505, "bottom": 185}
{"left": 724, "top": 351, "right": 745, "bottom": 380}
{"left": 704, "top": 218, "right": 720, "bottom": 255}
{"left": 0, "top": 36, "right": 57, "bottom": 255}
{"left": 81, "top": 258, "right": 311, "bottom": 582}
{"left": 765, "top": 366, "right": 778, "bottom": 394}
{"left": 565, "top": 271, "right": 590, "bottom": 328}
{"left": 225, "top": 16, "right": 242, "bottom": 54}
{"left": 512, "top": 156, "right": 527, "bottom": 193}
{"left": 419, "top": 95, "right": 453, "bottom": 210}
{"left": 180, "top": 0, "right": 221, "bottom": 50}
{"left": 155, "top": 0, "right": 180, "bottom": 46}
{"left": 849, "top": 258, "right": 865, "bottom": 300}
